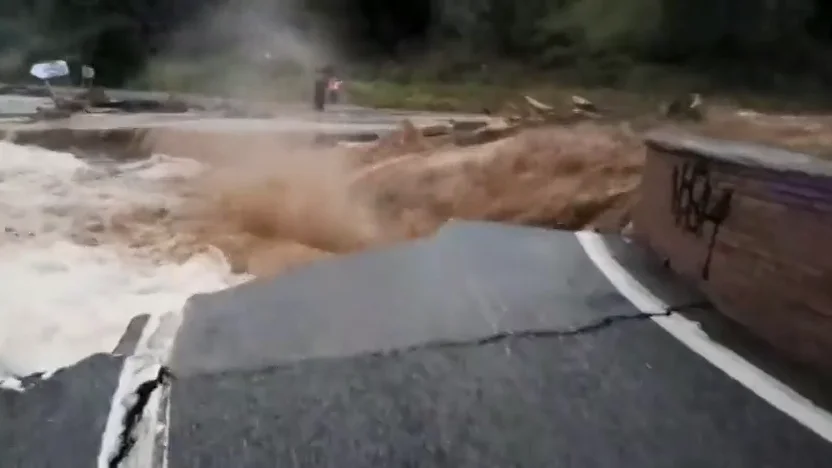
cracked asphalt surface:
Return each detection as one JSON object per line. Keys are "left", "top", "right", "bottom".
{"left": 2, "top": 221, "right": 831, "bottom": 467}
{"left": 170, "top": 321, "right": 830, "bottom": 468}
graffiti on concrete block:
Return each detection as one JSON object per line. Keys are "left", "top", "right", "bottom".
{"left": 669, "top": 159, "right": 734, "bottom": 280}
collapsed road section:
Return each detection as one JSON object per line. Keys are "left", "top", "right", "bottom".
{"left": 2, "top": 222, "right": 831, "bottom": 467}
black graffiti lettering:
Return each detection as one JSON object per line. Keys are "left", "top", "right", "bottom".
{"left": 669, "top": 160, "right": 734, "bottom": 280}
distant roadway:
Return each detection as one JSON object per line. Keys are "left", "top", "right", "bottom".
{"left": 0, "top": 84, "right": 490, "bottom": 133}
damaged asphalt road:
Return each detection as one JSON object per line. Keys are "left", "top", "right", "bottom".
{"left": 107, "top": 366, "right": 173, "bottom": 468}
{"left": 2, "top": 221, "right": 832, "bottom": 467}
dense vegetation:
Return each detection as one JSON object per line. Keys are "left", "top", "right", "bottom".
{"left": 2, "top": 0, "right": 831, "bottom": 94}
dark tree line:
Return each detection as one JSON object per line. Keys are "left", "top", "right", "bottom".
{"left": 1, "top": 0, "right": 831, "bottom": 87}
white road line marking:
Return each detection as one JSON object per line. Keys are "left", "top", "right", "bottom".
{"left": 97, "top": 311, "right": 181, "bottom": 468}
{"left": 575, "top": 230, "right": 832, "bottom": 443}
{"left": 159, "top": 396, "right": 171, "bottom": 468}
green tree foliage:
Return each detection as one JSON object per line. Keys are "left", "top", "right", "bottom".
{"left": 0, "top": 0, "right": 829, "bottom": 86}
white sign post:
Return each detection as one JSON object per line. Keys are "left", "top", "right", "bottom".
{"left": 29, "top": 60, "right": 70, "bottom": 102}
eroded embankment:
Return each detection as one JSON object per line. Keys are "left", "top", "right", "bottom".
{"left": 0, "top": 120, "right": 643, "bottom": 277}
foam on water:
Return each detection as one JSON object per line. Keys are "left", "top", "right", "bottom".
{"left": 0, "top": 141, "right": 246, "bottom": 384}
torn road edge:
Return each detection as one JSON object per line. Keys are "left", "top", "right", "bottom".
{"left": 98, "top": 311, "right": 181, "bottom": 468}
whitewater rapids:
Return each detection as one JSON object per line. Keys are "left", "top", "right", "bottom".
{"left": 0, "top": 141, "right": 247, "bottom": 387}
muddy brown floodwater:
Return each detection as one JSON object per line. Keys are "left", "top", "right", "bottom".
{"left": 112, "top": 121, "right": 638, "bottom": 278}
{"left": 95, "top": 105, "right": 832, "bottom": 279}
